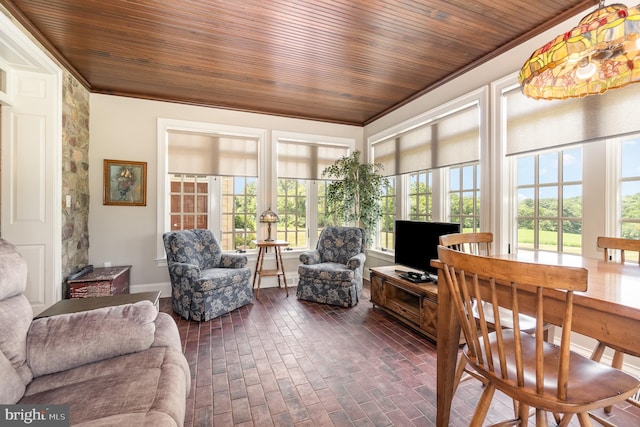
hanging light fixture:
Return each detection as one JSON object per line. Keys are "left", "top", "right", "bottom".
{"left": 519, "top": 1, "right": 640, "bottom": 100}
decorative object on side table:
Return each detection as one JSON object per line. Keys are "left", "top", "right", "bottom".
{"left": 259, "top": 207, "right": 279, "bottom": 241}
{"left": 103, "top": 159, "right": 147, "bottom": 206}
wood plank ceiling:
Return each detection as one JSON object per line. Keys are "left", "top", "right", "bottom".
{"left": 2, "top": 0, "right": 598, "bottom": 126}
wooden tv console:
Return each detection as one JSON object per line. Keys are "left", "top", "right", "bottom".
{"left": 369, "top": 265, "right": 440, "bottom": 343}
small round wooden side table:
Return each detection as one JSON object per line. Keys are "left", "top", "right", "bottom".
{"left": 252, "top": 240, "right": 289, "bottom": 299}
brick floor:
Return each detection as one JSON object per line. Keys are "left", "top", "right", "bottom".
{"left": 160, "top": 283, "right": 640, "bottom": 427}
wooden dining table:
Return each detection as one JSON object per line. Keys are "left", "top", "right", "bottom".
{"left": 432, "top": 251, "right": 640, "bottom": 427}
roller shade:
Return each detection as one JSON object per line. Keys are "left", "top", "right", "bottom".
{"left": 371, "top": 137, "right": 399, "bottom": 176}
{"left": 434, "top": 104, "right": 480, "bottom": 168}
{"left": 505, "top": 82, "right": 640, "bottom": 156}
{"left": 277, "top": 139, "right": 349, "bottom": 180}
{"left": 168, "top": 130, "right": 258, "bottom": 176}
{"left": 372, "top": 102, "right": 480, "bottom": 175}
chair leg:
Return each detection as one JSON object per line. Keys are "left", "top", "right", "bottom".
{"left": 603, "top": 351, "right": 625, "bottom": 414}
{"left": 534, "top": 408, "right": 548, "bottom": 427}
{"left": 516, "top": 403, "right": 529, "bottom": 426}
{"left": 470, "top": 383, "right": 496, "bottom": 427}
{"left": 577, "top": 412, "right": 594, "bottom": 427}
{"left": 557, "top": 413, "right": 574, "bottom": 427}
{"left": 453, "top": 357, "right": 469, "bottom": 393}
{"left": 588, "top": 411, "right": 618, "bottom": 427}
{"left": 591, "top": 341, "right": 607, "bottom": 362}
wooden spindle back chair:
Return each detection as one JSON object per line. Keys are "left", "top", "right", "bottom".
{"left": 439, "top": 232, "right": 551, "bottom": 393}
{"left": 588, "top": 236, "right": 640, "bottom": 425}
{"left": 597, "top": 236, "right": 640, "bottom": 264}
{"left": 437, "top": 245, "right": 640, "bottom": 426}
{"left": 439, "top": 231, "right": 492, "bottom": 256}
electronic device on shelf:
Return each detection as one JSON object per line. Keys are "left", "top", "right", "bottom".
{"left": 394, "top": 220, "right": 461, "bottom": 281}
{"left": 394, "top": 269, "right": 430, "bottom": 283}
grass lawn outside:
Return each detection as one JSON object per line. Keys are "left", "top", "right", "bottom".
{"left": 517, "top": 228, "right": 582, "bottom": 254}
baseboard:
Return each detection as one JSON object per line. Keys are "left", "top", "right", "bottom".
{"left": 130, "top": 282, "right": 171, "bottom": 298}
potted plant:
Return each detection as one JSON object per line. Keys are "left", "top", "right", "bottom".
{"left": 322, "top": 150, "right": 389, "bottom": 245}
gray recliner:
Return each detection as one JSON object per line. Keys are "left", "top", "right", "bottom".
{"left": 163, "top": 229, "right": 253, "bottom": 321}
{"left": 0, "top": 238, "right": 190, "bottom": 425}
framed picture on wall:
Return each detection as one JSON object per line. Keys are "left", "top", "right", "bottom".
{"left": 103, "top": 159, "right": 147, "bottom": 206}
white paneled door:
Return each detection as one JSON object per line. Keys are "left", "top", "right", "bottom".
{"left": 0, "top": 13, "right": 62, "bottom": 315}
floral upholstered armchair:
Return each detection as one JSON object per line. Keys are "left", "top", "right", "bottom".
{"left": 163, "top": 229, "right": 253, "bottom": 321}
{"left": 296, "top": 226, "right": 366, "bottom": 307}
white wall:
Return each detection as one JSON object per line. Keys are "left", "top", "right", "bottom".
{"left": 89, "top": 94, "right": 363, "bottom": 293}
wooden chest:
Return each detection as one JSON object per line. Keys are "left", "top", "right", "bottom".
{"left": 68, "top": 266, "right": 131, "bottom": 298}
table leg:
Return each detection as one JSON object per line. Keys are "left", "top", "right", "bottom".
{"left": 275, "top": 247, "right": 289, "bottom": 297}
{"left": 274, "top": 246, "right": 282, "bottom": 289}
{"left": 436, "top": 268, "right": 461, "bottom": 427}
{"left": 253, "top": 247, "right": 266, "bottom": 299}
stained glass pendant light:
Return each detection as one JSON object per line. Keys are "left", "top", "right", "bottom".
{"left": 519, "top": 1, "right": 640, "bottom": 100}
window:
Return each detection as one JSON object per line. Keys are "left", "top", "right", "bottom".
{"left": 515, "top": 147, "right": 583, "bottom": 253}
{"left": 221, "top": 176, "right": 257, "bottom": 251}
{"left": 317, "top": 181, "right": 337, "bottom": 237}
{"left": 619, "top": 138, "right": 640, "bottom": 260}
{"left": 275, "top": 179, "right": 337, "bottom": 249}
{"left": 168, "top": 174, "right": 257, "bottom": 251}
{"left": 169, "top": 175, "right": 208, "bottom": 231}
{"left": 275, "top": 132, "right": 354, "bottom": 250}
{"left": 408, "top": 170, "right": 432, "bottom": 221}
{"left": 369, "top": 91, "right": 484, "bottom": 253}
{"left": 498, "top": 76, "right": 640, "bottom": 257}
{"left": 277, "top": 179, "right": 307, "bottom": 248}
{"left": 167, "top": 129, "right": 259, "bottom": 252}
{"left": 379, "top": 177, "right": 396, "bottom": 250}
{"left": 156, "top": 120, "right": 265, "bottom": 259}
{"left": 449, "top": 163, "right": 480, "bottom": 232}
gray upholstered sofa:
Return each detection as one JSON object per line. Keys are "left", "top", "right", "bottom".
{"left": 163, "top": 228, "right": 253, "bottom": 321}
{"left": 0, "top": 239, "right": 191, "bottom": 426}
{"left": 296, "top": 226, "right": 366, "bottom": 307}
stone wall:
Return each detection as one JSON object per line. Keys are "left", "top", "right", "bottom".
{"left": 61, "top": 70, "right": 90, "bottom": 280}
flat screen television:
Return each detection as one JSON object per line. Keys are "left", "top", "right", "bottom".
{"left": 394, "top": 220, "right": 460, "bottom": 282}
